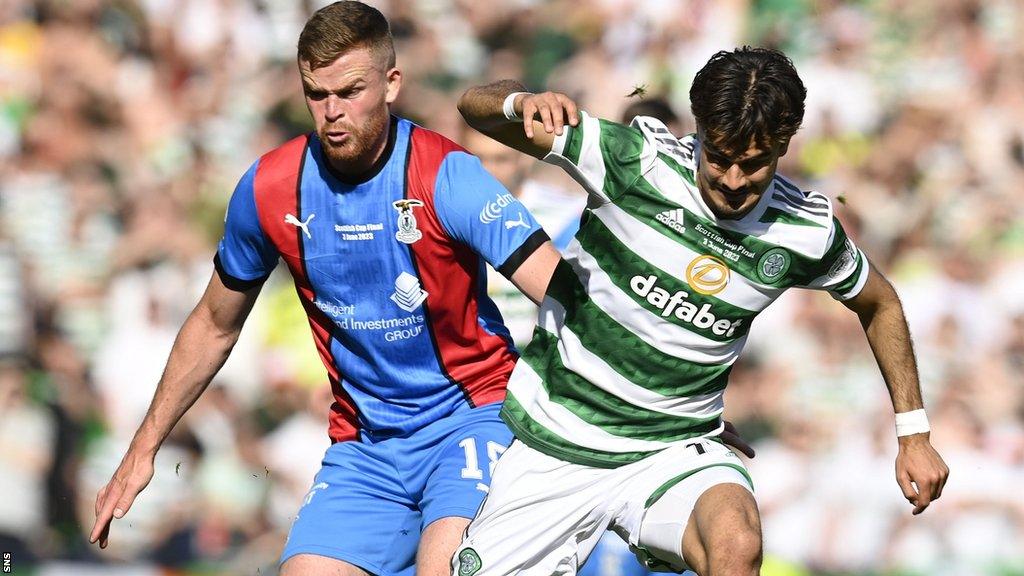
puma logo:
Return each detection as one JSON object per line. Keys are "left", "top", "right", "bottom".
{"left": 504, "top": 213, "right": 529, "bottom": 230}
{"left": 285, "top": 213, "right": 315, "bottom": 239}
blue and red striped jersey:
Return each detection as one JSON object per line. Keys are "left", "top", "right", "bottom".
{"left": 215, "top": 117, "right": 547, "bottom": 442}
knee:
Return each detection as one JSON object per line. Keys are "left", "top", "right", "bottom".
{"left": 703, "top": 515, "right": 762, "bottom": 576}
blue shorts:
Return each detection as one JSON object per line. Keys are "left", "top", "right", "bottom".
{"left": 280, "top": 402, "right": 512, "bottom": 575}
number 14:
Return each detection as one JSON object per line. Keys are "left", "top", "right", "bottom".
{"left": 458, "top": 438, "right": 505, "bottom": 480}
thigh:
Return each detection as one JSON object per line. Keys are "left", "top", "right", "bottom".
{"left": 615, "top": 439, "right": 754, "bottom": 572}
{"left": 680, "top": 482, "right": 760, "bottom": 574}
{"left": 417, "top": 405, "right": 514, "bottom": 528}
{"left": 452, "top": 439, "right": 610, "bottom": 576}
{"left": 280, "top": 554, "right": 371, "bottom": 576}
{"left": 280, "top": 442, "right": 421, "bottom": 576}
{"left": 416, "top": 516, "right": 471, "bottom": 576}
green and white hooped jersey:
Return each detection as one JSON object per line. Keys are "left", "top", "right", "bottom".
{"left": 500, "top": 111, "right": 870, "bottom": 468}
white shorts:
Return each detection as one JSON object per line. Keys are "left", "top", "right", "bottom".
{"left": 452, "top": 438, "right": 753, "bottom": 575}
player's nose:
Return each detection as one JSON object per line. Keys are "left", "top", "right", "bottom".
{"left": 721, "top": 164, "right": 747, "bottom": 191}
{"left": 324, "top": 95, "right": 345, "bottom": 121}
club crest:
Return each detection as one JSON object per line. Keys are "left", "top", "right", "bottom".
{"left": 458, "top": 548, "right": 482, "bottom": 576}
{"left": 393, "top": 199, "right": 425, "bottom": 244}
{"left": 757, "top": 247, "right": 791, "bottom": 284}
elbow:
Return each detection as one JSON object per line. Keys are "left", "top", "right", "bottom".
{"left": 188, "top": 308, "right": 243, "bottom": 354}
{"left": 456, "top": 89, "right": 473, "bottom": 121}
{"left": 857, "top": 292, "right": 903, "bottom": 329}
{"left": 211, "top": 324, "right": 242, "bottom": 349}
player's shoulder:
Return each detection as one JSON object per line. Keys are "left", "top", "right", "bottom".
{"left": 244, "top": 133, "right": 314, "bottom": 201}
{"left": 405, "top": 118, "right": 469, "bottom": 164}
{"left": 756, "top": 173, "right": 838, "bottom": 260}
{"left": 629, "top": 116, "right": 697, "bottom": 170}
{"left": 766, "top": 173, "right": 834, "bottom": 225}
{"left": 258, "top": 133, "right": 312, "bottom": 174}
{"left": 402, "top": 118, "right": 484, "bottom": 209}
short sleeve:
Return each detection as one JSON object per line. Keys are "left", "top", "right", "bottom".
{"left": 434, "top": 151, "right": 549, "bottom": 278}
{"left": 800, "top": 217, "right": 870, "bottom": 300}
{"left": 542, "top": 110, "right": 654, "bottom": 203}
{"left": 215, "top": 161, "right": 279, "bottom": 290}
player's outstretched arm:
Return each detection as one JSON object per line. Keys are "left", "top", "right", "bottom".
{"left": 458, "top": 80, "right": 579, "bottom": 159}
{"left": 508, "top": 241, "right": 561, "bottom": 306}
{"left": 89, "top": 271, "right": 262, "bottom": 548}
{"left": 842, "top": 264, "right": 949, "bottom": 515}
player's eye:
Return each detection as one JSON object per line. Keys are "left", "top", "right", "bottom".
{"left": 305, "top": 90, "right": 328, "bottom": 101}
{"left": 739, "top": 157, "right": 770, "bottom": 172}
{"left": 341, "top": 87, "right": 364, "bottom": 99}
{"left": 706, "top": 152, "right": 731, "bottom": 168}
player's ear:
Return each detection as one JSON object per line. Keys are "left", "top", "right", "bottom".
{"left": 385, "top": 67, "right": 402, "bottom": 105}
{"left": 776, "top": 138, "right": 791, "bottom": 158}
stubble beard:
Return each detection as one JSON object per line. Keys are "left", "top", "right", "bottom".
{"left": 320, "top": 106, "right": 390, "bottom": 173}
{"left": 698, "top": 175, "right": 761, "bottom": 220}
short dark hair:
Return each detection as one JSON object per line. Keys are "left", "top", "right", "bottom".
{"left": 620, "top": 97, "right": 679, "bottom": 126}
{"left": 297, "top": 1, "right": 396, "bottom": 71}
{"left": 689, "top": 47, "right": 806, "bottom": 153}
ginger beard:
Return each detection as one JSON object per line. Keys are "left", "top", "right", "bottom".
{"left": 318, "top": 100, "right": 390, "bottom": 169}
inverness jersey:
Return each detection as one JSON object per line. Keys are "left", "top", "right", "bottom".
{"left": 502, "top": 112, "right": 870, "bottom": 467}
{"left": 216, "top": 117, "right": 547, "bottom": 442}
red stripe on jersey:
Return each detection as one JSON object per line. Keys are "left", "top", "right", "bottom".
{"left": 404, "top": 127, "right": 515, "bottom": 408}
{"left": 253, "top": 134, "right": 360, "bottom": 443}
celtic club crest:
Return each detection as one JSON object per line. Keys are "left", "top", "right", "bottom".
{"left": 393, "top": 199, "right": 425, "bottom": 244}
{"left": 458, "top": 548, "right": 482, "bottom": 576}
{"left": 756, "top": 247, "right": 791, "bottom": 284}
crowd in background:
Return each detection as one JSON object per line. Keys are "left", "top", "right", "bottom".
{"left": 1, "top": 0, "right": 1022, "bottom": 574}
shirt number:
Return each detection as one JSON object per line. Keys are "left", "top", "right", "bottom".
{"left": 459, "top": 438, "right": 506, "bottom": 479}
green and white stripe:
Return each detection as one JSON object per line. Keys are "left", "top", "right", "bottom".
{"left": 537, "top": 269, "right": 736, "bottom": 398}
{"left": 582, "top": 199, "right": 782, "bottom": 311}
{"left": 503, "top": 112, "right": 870, "bottom": 468}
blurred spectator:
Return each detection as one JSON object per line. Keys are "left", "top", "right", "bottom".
{"left": 0, "top": 357, "right": 55, "bottom": 568}
{"left": 620, "top": 95, "right": 686, "bottom": 135}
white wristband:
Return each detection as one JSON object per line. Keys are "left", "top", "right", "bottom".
{"left": 503, "top": 92, "right": 531, "bottom": 121}
{"left": 895, "top": 409, "right": 930, "bottom": 436}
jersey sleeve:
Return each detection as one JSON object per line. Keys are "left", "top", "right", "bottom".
{"left": 215, "top": 160, "right": 280, "bottom": 290}
{"left": 799, "top": 217, "right": 870, "bottom": 300}
{"left": 434, "top": 151, "right": 549, "bottom": 278}
{"left": 542, "top": 110, "right": 655, "bottom": 203}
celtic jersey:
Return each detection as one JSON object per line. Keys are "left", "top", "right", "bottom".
{"left": 500, "top": 112, "right": 870, "bottom": 468}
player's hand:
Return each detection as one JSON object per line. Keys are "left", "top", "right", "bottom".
{"left": 517, "top": 92, "right": 579, "bottom": 139}
{"left": 895, "top": 433, "right": 948, "bottom": 515}
{"left": 720, "top": 420, "right": 755, "bottom": 458}
{"left": 90, "top": 449, "right": 156, "bottom": 548}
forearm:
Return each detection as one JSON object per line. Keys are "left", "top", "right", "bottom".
{"left": 458, "top": 79, "right": 529, "bottom": 130}
{"left": 130, "top": 308, "right": 240, "bottom": 456}
{"left": 845, "top": 268, "right": 947, "bottom": 514}
{"left": 858, "top": 299, "right": 923, "bottom": 414}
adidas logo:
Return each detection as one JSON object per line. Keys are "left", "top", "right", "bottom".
{"left": 655, "top": 209, "right": 686, "bottom": 234}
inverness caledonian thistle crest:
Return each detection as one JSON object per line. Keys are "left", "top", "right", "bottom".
{"left": 393, "top": 199, "right": 425, "bottom": 244}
